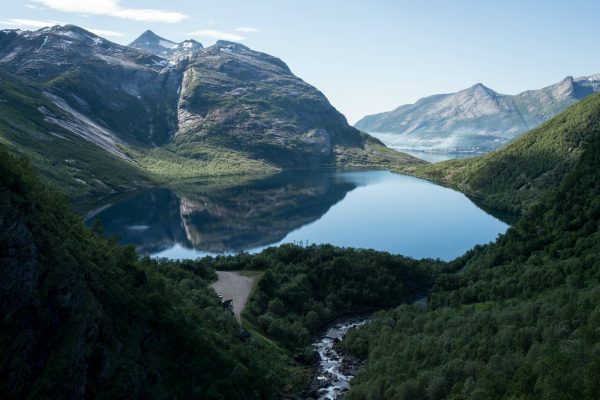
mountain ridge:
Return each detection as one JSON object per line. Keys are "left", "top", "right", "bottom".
{"left": 356, "top": 74, "right": 600, "bottom": 152}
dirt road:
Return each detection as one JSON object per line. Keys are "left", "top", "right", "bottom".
{"left": 211, "top": 271, "right": 258, "bottom": 322}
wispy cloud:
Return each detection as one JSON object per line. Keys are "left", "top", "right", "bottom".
{"left": 25, "top": 4, "right": 44, "bottom": 9}
{"left": 31, "top": 0, "right": 188, "bottom": 23}
{"left": 0, "top": 18, "right": 125, "bottom": 38}
{"left": 0, "top": 18, "right": 62, "bottom": 29}
{"left": 235, "top": 27, "right": 259, "bottom": 33}
{"left": 188, "top": 29, "right": 244, "bottom": 41}
{"left": 86, "top": 28, "right": 125, "bottom": 38}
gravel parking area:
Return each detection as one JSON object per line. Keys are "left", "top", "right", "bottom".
{"left": 211, "top": 271, "right": 258, "bottom": 322}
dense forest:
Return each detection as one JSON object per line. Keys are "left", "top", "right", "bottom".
{"left": 0, "top": 147, "right": 292, "bottom": 399}
{"left": 1, "top": 92, "right": 599, "bottom": 399}
{"left": 206, "top": 247, "right": 439, "bottom": 353}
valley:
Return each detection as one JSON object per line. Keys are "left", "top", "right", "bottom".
{"left": 0, "top": 11, "right": 599, "bottom": 400}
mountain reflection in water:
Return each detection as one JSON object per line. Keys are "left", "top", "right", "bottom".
{"left": 86, "top": 170, "right": 358, "bottom": 255}
{"left": 85, "top": 170, "right": 508, "bottom": 260}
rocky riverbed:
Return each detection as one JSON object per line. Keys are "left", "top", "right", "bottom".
{"left": 307, "top": 318, "right": 369, "bottom": 400}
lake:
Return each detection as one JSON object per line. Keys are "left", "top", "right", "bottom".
{"left": 85, "top": 170, "right": 508, "bottom": 261}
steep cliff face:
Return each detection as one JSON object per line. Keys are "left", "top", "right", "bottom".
{"left": 172, "top": 41, "right": 375, "bottom": 167}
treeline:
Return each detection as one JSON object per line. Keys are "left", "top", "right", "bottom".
{"left": 201, "top": 246, "right": 439, "bottom": 353}
{"left": 341, "top": 95, "right": 600, "bottom": 399}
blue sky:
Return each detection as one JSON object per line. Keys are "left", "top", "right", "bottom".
{"left": 2, "top": 0, "right": 600, "bottom": 123}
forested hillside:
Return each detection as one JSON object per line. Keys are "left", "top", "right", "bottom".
{"left": 206, "top": 247, "right": 439, "bottom": 353}
{"left": 341, "top": 95, "right": 600, "bottom": 399}
{"left": 0, "top": 147, "right": 296, "bottom": 399}
{"left": 400, "top": 93, "right": 600, "bottom": 215}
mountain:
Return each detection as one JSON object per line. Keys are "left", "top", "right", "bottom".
{"left": 356, "top": 75, "right": 600, "bottom": 153}
{"left": 128, "top": 29, "right": 203, "bottom": 59}
{"left": 0, "top": 25, "right": 179, "bottom": 146}
{"left": 0, "top": 25, "right": 416, "bottom": 199}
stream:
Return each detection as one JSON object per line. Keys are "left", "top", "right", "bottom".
{"left": 311, "top": 318, "right": 369, "bottom": 400}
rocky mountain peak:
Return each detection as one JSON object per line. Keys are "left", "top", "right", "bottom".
{"left": 138, "top": 30, "right": 162, "bottom": 40}
{"left": 129, "top": 30, "right": 202, "bottom": 58}
{"left": 214, "top": 40, "right": 248, "bottom": 49}
{"left": 54, "top": 24, "right": 89, "bottom": 34}
{"left": 558, "top": 75, "right": 575, "bottom": 87}
{"left": 129, "top": 30, "right": 176, "bottom": 54}
{"left": 131, "top": 30, "right": 171, "bottom": 44}
{"left": 550, "top": 75, "right": 576, "bottom": 98}
{"left": 180, "top": 39, "right": 201, "bottom": 47}
{"left": 201, "top": 40, "right": 292, "bottom": 75}
{"left": 465, "top": 82, "right": 496, "bottom": 95}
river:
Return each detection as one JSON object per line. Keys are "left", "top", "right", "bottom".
{"left": 310, "top": 318, "right": 369, "bottom": 400}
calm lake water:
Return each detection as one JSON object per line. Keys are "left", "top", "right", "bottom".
{"left": 86, "top": 170, "right": 508, "bottom": 261}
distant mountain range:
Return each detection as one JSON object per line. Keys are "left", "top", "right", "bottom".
{"left": 355, "top": 75, "right": 600, "bottom": 153}
{"left": 0, "top": 25, "right": 414, "bottom": 199}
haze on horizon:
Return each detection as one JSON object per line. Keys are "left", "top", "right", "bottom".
{"left": 2, "top": 0, "right": 600, "bottom": 124}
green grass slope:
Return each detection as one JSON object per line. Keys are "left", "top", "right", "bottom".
{"left": 0, "top": 70, "right": 154, "bottom": 200}
{"left": 399, "top": 93, "right": 600, "bottom": 215}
